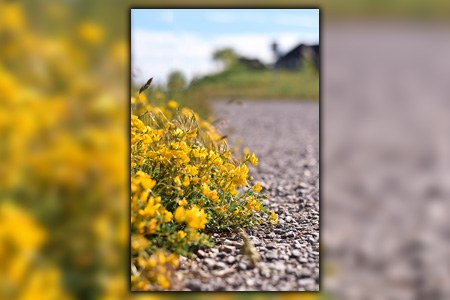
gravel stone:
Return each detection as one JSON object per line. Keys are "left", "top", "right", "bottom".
{"left": 238, "top": 262, "right": 249, "bottom": 271}
{"left": 185, "top": 279, "right": 202, "bottom": 291}
{"left": 222, "top": 245, "right": 234, "bottom": 253}
{"left": 226, "top": 256, "right": 236, "bottom": 264}
{"left": 265, "top": 251, "right": 278, "bottom": 261}
{"left": 204, "top": 258, "right": 216, "bottom": 269}
{"left": 291, "top": 249, "right": 302, "bottom": 258}
{"left": 172, "top": 101, "right": 319, "bottom": 291}
{"left": 196, "top": 250, "right": 207, "bottom": 258}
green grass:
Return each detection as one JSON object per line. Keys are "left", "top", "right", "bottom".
{"left": 164, "top": 66, "right": 319, "bottom": 117}
{"left": 188, "top": 67, "right": 319, "bottom": 101}
{"left": 134, "top": 64, "right": 319, "bottom": 118}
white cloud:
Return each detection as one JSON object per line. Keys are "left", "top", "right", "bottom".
{"left": 132, "top": 29, "right": 318, "bottom": 85}
{"left": 205, "top": 11, "right": 267, "bottom": 24}
{"left": 273, "top": 14, "right": 319, "bottom": 28}
{"left": 132, "top": 29, "right": 215, "bottom": 85}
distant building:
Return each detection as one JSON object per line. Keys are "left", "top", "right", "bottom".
{"left": 272, "top": 42, "right": 319, "bottom": 71}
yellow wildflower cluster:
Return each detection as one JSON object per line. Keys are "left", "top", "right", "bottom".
{"left": 0, "top": 202, "right": 72, "bottom": 300}
{"left": 0, "top": 1, "right": 278, "bottom": 294}
{"left": 131, "top": 249, "right": 179, "bottom": 291}
{"left": 174, "top": 205, "right": 208, "bottom": 230}
{"left": 0, "top": 2, "right": 128, "bottom": 299}
{"left": 130, "top": 92, "right": 278, "bottom": 290}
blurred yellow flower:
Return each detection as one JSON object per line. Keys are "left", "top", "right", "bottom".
{"left": 167, "top": 100, "right": 178, "bottom": 109}
{"left": 131, "top": 235, "right": 150, "bottom": 252}
{"left": 164, "top": 211, "right": 173, "bottom": 222}
{"left": 252, "top": 182, "right": 262, "bottom": 193}
{"left": 246, "top": 197, "right": 261, "bottom": 212}
{"left": 156, "top": 274, "right": 170, "bottom": 289}
{"left": 185, "top": 164, "right": 198, "bottom": 176}
{"left": 77, "top": 22, "right": 103, "bottom": 45}
{"left": 19, "top": 266, "right": 72, "bottom": 300}
{"left": 185, "top": 206, "right": 208, "bottom": 230}
{"left": 182, "top": 176, "right": 190, "bottom": 187}
{"left": 270, "top": 212, "right": 279, "bottom": 225}
{"left": 174, "top": 206, "right": 185, "bottom": 223}
{"left": 229, "top": 185, "right": 238, "bottom": 195}
{"left": 178, "top": 198, "right": 188, "bottom": 207}
{"left": 0, "top": 2, "right": 24, "bottom": 31}
{"left": 111, "top": 40, "right": 127, "bottom": 67}
{"left": 174, "top": 176, "right": 181, "bottom": 186}
{"left": 176, "top": 230, "right": 187, "bottom": 240}
{"left": 201, "top": 184, "right": 218, "bottom": 202}
{"left": 249, "top": 152, "right": 259, "bottom": 166}
{"left": 147, "top": 219, "right": 158, "bottom": 234}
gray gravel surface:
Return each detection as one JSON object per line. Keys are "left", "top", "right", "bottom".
{"left": 172, "top": 100, "right": 319, "bottom": 291}
{"left": 324, "top": 24, "right": 450, "bottom": 299}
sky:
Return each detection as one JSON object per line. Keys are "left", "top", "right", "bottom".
{"left": 131, "top": 9, "right": 319, "bottom": 85}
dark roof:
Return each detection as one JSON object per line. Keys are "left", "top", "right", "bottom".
{"left": 281, "top": 44, "right": 304, "bottom": 59}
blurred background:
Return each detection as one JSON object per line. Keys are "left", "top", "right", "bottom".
{"left": 2, "top": 0, "right": 450, "bottom": 299}
{"left": 131, "top": 9, "right": 319, "bottom": 116}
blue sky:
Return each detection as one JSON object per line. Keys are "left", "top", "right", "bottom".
{"left": 131, "top": 9, "right": 319, "bottom": 84}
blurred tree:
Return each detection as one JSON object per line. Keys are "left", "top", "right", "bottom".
{"left": 167, "top": 70, "right": 187, "bottom": 92}
{"left": 212, "top": 47, "right": 238, "bottom": 70}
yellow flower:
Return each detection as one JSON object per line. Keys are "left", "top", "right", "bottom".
{"left": 134, "top": 171, "right": 156, "bottom": 190}
{"left": 208, "top": 190, "right": 218, "bottom": 202}
{"left": 187, "top": 128, "right": 198, "bottom": 138}
{"left": 131, "top": 235, "right": 149, "bottom": 252}
{"left": 139, "top": 190, "right": 150, "bottom": 203}
{"left": 249, "top": 153, "right": 258, "bottom": 166}
{"left": 223, "top": 151, "right": 231, "bottom": 159}
{"left": 182, "top": 176, "right": 190, "bottom": 187}
{"left": 164, "top": 211, "right": 173, "bottom": 222}
{"left": 173, "top": 128, "right": 183, "bottom": 137}
{"left": 138, "top": 196, "right": 161, "bottom": 217}
{"left": 229, "top": 186, "right": 238, "bottom": 195}
{"left": 138, "top": 93, "right": 148, "bottom": 103}
{"left": 201, "top": 184, "right": 210, "bottom": 195}
{"left": 77, "top": 22, "right": 103, "bottom": 45}
{"left": 252, "top": 182, "right": 262, "bottom": 193}
{"left": 246, "top": 197, "right": 261, "bottom": 211}
{"left": 188, "top": 229, "right": 199, "bottom": 241}
{"left": 185, "top": 206, "right": 208, "bottom": 230}
{"left": 169, "top": 254, "right": 180, "bottom": 268}
{"left": 147, "top": 219, "right": 158, "bottom": 234}
{"left": 136, "top": 257, "right": 148, "bottom": 268}
{"left": 174, "top": 207, "right": 185, "bottom": 223}
{"left": 218, "top": 205, "right": 228, "bottom": 213}
{"left": 232, "top": 164, "right": 249, "bottom": 186}
{"left": 176, "top": 230, "right": 187, "bottom": 240}
{"left": 167, "top": 100, "right": 178, "bottom": 109}
{"left": 178, "top": 198, "right": 188, "bottom": 207}
{"left": 270, "top": 212, "right": 279, "bottom": 225}
{"left": 174, "top": 176, "right": 181, "bottom": 186}
{"left": 201, "top": 184, "right": 219, "bottom": 203}
{"left": 185, "top": 165, "right": 198, "bottom": 176}
{"left": 156, "top": 274, "right": 170, "bottom": 289}
{"left": 1, "top": 2, "right": 25, "bottom": 31}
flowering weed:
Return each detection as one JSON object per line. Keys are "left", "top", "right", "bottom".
{"left": 130, "top": 91, "right": 277, "bottom": 290}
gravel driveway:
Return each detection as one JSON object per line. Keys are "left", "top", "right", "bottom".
{"left": 173, "top": 100, "right": 320, "bottom": 291}
{"left": 324, "top": 24, "right": 450, "bottom": 299}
